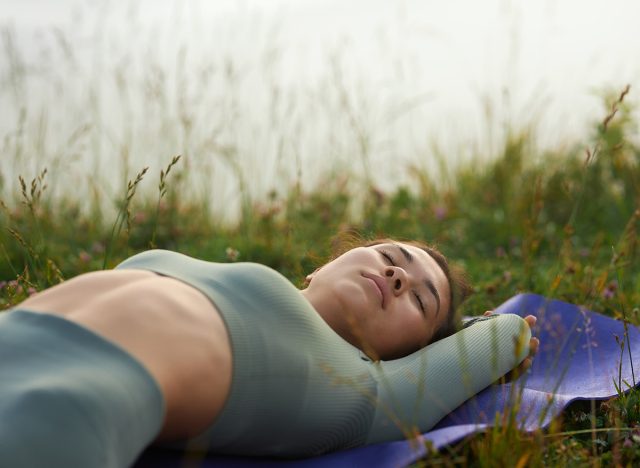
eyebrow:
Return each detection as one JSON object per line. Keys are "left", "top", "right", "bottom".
{"left": 395, "top": 244, "right": 441, "bottom": 317}
{"left": 398, "top": 245, "right": 413, "bottom": 263}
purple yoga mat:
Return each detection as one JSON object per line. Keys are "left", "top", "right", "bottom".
{"left": 134, "top": 293, "right": 640, "bottom": 467}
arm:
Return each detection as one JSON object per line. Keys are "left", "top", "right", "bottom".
{"left": 365, "top": 313, "right": 531, "bottom": 444}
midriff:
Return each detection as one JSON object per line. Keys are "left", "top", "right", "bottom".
{"left": 19, "top": 269, "right": 232, "bottom": 441}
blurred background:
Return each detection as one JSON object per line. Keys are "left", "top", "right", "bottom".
{"left": 3, "top": 3, "right": 640, "bottom": 462}
{"left": 2, "top": 0, "right": 639, "bottom": 221}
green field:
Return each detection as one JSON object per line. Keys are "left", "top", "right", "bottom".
{"left": 2, "top": 83, "right": 640, "bottom": 465}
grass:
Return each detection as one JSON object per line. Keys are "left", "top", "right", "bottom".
{"left": 1, "top": 11, "right": 640, "bottom": 463}
{"left": 2, "top": 85, "right": 640, "bottom": 465}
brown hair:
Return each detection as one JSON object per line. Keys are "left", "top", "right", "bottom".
{"left": 328, "top": 232, "right": 473, "bottom": 345}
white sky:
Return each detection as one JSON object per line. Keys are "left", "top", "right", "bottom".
{"left": 2, "top": 0, "right": 640, "bottom": 210}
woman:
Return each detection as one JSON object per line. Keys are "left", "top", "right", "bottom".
{"left": 0, "top": 239, "right": 538, "bottom": 467}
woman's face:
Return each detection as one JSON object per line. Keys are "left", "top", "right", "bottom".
{"left": 301, "top": 242, "right": 451, "bottom": 360}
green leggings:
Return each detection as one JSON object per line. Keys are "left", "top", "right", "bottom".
{"left": 0, "top": 309, "right": 164, "bottom": 468}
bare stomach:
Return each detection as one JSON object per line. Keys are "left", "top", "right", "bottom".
{"left": 19, "top": 269, "right": 232, "bottom": 441}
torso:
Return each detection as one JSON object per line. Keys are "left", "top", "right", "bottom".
{"left": 19, "top": 269, "right": 232, "bottom": 441}
{"left": 19, "top": 254, "right": 376, "bottom": 456}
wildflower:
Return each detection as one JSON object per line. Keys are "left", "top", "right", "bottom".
{"left": 78, "top": 250, "right": 92, "bottom": 264}
{"left": 623, "top": 438, "right": 633, "bottom": 448}
{"left": 602, "top": 280, "right": 618, "bottom": 300}
{"left": 91, "top": 242, "right": 105, "bottom": 254}
{"left": 433, "top": 205, "right": 447, "bottom": 221}
{"left": 0, "top": 281, "right": 6, "bottom": 291}
{"left": 580, "top": 310, "right": 598, "bottom": 349}
{"left": 133, "top": 211, "right": 147, "bottom": 223}
{"left": 7, "top": 280, "right": 23, "bottom": 294}
{"left": 27, "top": 287, "right": 37, "bottom": 296}
{"left": 226, "top": 247, "right": 240, "bottom": 262}
{"left": 496, "top": 246, "right": 506, "bottom": 258}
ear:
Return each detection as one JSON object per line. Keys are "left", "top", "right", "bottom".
{"left": 304, "top": 267, "right": 321, "bottom": 287}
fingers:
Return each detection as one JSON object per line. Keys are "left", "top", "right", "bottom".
{"left": 524, "top": 315, "right": 537, "bottom": 328}
{"left": 529, "top": 337, "right": 539, "bottom": 356}
{"left": 523, "top": 315, "right": 539, "bottom": 358}
{"left": 487, "top": 313, "right": 540, "bottom": 383}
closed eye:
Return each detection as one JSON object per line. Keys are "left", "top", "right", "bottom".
{"left": 413, "top": 291, "right": 426, "bottom": 316}
{"left": 379, "top": 250, "right": 396, "bottom": 265}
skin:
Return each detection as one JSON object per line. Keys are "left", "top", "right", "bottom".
{"left": 16, "top": 244, "right": 539, "bottom": 443}
{"left": 20, "top": 270, "right": 232, "bottom": 441}
{"left": 300, "top": 242, "right": 452, "bottom": 360}
{"left": 498, "top": 312, "right": 540, "bottom": 378}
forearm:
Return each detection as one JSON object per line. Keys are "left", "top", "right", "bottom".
{"left": 365, "top": 313, "right": 531, "bottom": 444}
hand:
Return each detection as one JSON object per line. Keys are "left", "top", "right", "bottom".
{"left": 517, "top": 314, "right": 539, "bottom": 373}
{"left": 482, "top": 311, "right": 540, "bottom": 382}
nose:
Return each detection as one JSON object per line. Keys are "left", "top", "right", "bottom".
{"left": 384, "top": 267, "right": 409, "bottom": 295}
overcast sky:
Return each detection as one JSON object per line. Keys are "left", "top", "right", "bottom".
{"left": 2, "top": 0, "right": 640, "bottom": 202}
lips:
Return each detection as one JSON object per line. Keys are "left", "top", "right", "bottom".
{"left": 362, "top": 272, "right": 388, "bottom": 308}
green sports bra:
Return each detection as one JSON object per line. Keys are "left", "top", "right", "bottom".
{"left": 116, "top": 250, "right": 530, "bottom": 457}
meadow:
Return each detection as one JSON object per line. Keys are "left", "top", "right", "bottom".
{"left": 2, "top": 12, "right": 640, "bottom": 464}
{"left": 2, "top": 83, "right": 640, "bottom": 465}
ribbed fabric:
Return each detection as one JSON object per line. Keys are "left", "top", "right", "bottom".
{"left": 366, "top": 313, "right": 529, "bottom": 443}
{"left": 116, "top": 249, "right": 530, "bottom": 457}
{"left": 0, "top": 309, "right": 165, "bottom": 468}
{"left": 117, "top": 251, "right": 374, "bottom": 457}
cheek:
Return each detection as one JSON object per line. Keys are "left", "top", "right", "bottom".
{"left": 402, "top": 311, "right": 433, "bottom": 344}
{"left": 394, "top": 300, "right": 426, "bottom": 328}
{"left": 327, "top": 279, "right": 370, "bottom": 317}
{"left": 411, "top": 320, "right": 432, "bottom": 345}
{"left": 386, "top": 306, "right": 431, "bottom": 344}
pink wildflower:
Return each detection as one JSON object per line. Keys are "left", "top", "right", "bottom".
{"left": 91, "top": 242, "right": 105, "bottom": 254}
{"left": 433, "top": 205, "right": 447, "bottom": 221}
{"left": 133, "top": 211, "right": 147, "bottom": 223}
{"left": 8, "top": 280, "right": 23, "bottom": 294}
{"left": 602, "top": 280, "right": 618, "bottom": 300}
{"left": 79, "top": 250, "right": 92, "bottom": 264}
